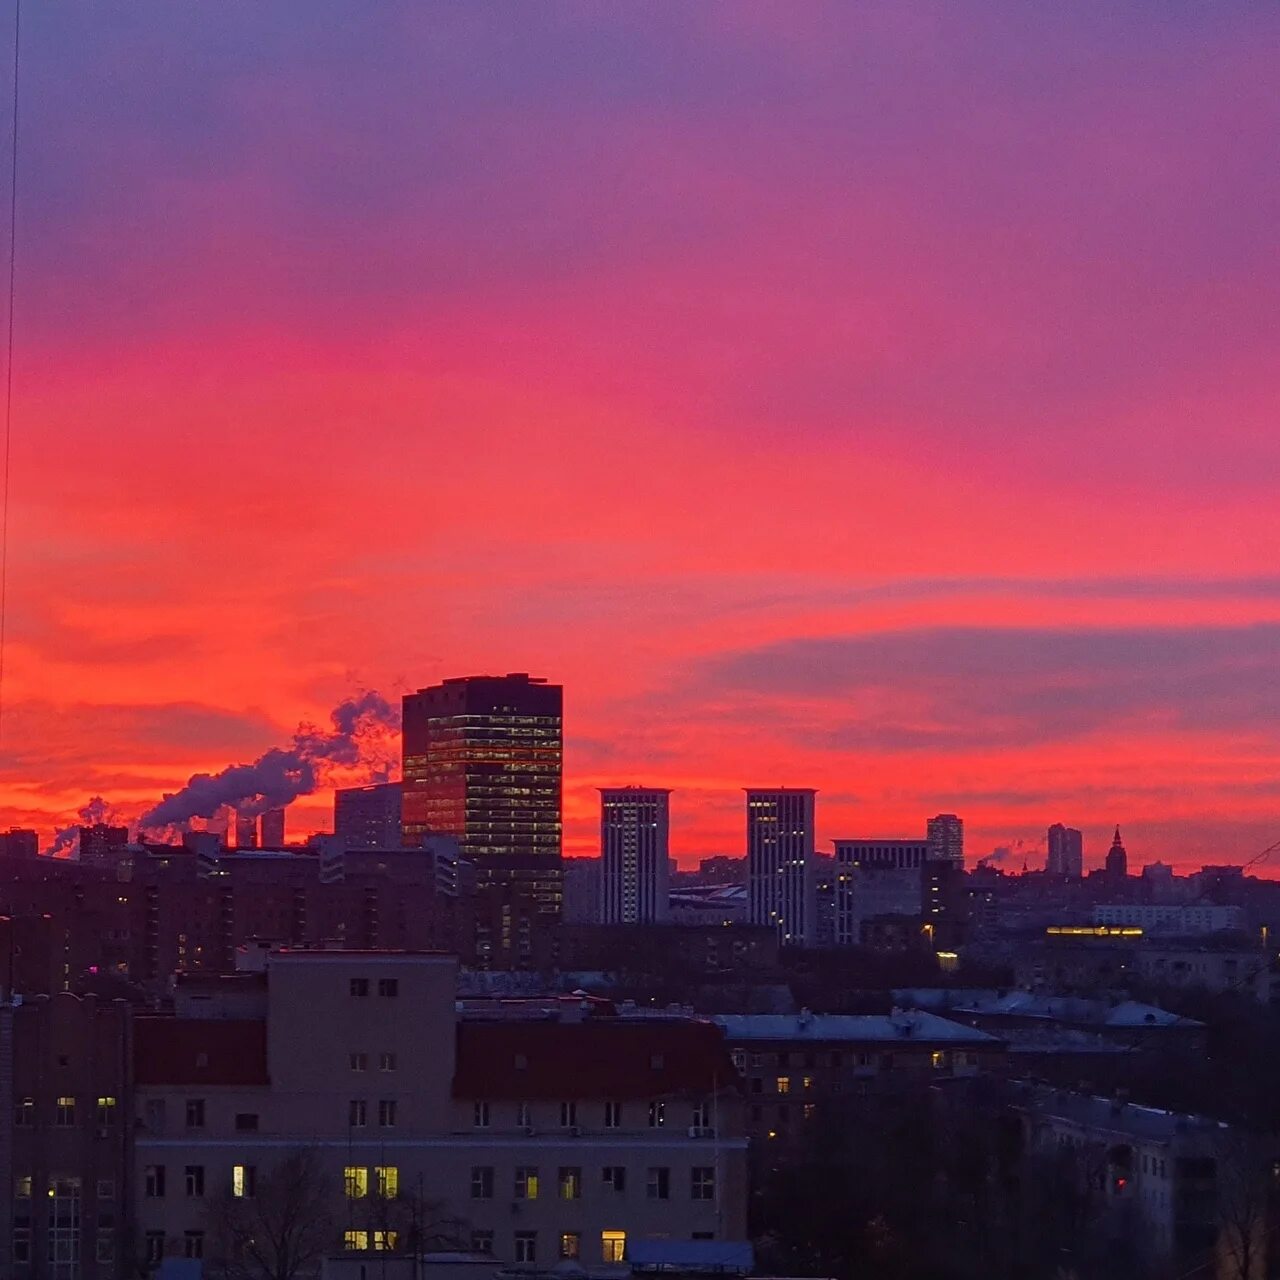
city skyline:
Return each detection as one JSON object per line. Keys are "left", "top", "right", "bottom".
{"left": 0, "top": 4, "right": 1277, "bottom": 869}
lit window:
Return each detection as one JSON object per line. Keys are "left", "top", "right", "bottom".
{"left": 344, "top": 1230, "right": 369, "bottom": 1252}
{"left": 931, "top": 1051, "right": 946, "bottom": 1069}
{"left": 372, "top": 1231, "right": 398, "bottom": 1251}
{"left": 801, "top": 1076, "right": 814, "bottom": 1091}
{"left": 560, "top": 1232, "right": 581, "bottom": 1260}
{"left": 96, "top": 1096, "right": 117, "bottom": 1124}
{"left": 344, "top": 1167, "right": 368, "bottom": 1199}
{"left": 232, "top": 1165, "right": 256, "bottom": 1198}
{"left": 776, "top": 1077, "right": 790, "bottom": 1095}
{"left": 375, "top": 1166, "right": 399, "bottom": 1199}
{"left": 56, "top": 1096, "right": 77, "bottom": 1126}
{"left": 602, "top": 1231, "right": 626, "bottom": 1263}
{"left": 14, "top": 1175, "right": 31, "bottom": 1198}
{"left": 515, "top": 1167, "right": 539, "bottom": 1200}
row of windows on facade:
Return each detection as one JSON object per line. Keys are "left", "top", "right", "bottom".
{"left": 349, "top": 977, "right": 400, "bottom": 996}
{"left": 742, "top": 1056, "right": 971, "bottom": 1094}
{"left": 143, "top": 1099, "right": 260, "bottom": 1131}
{"left": 352, "top": 1228, "right": 640, "bottom": 1264}
{"left": 12, "top": 1178, "right": 112, "bottom": 1267}
{"left": 465, "top": 1164, "right": 715, "bottom": 1202}
{"left": 143, "top": 1164, "right": 260, "bottom": 1198}
{"left": 730, "top": 1048, "right": 981, "bottom": 1070}
{"left": 13, "top": 1096, "right": 117, "bottom": 1127}
{"left": 470, "top": 1100, "right": 710, "bottom": 1130}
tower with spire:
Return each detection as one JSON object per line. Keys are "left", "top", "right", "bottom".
{"left": 1105, "top": 825, "right": 1128, "bottom": 878}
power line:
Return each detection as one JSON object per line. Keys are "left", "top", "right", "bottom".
{"left": 0, "top": 0, "right": 19, "bottom": 760}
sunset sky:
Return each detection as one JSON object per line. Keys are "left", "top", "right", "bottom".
{"left": 1, "top": 2, "right": 1278, "bottom": 868}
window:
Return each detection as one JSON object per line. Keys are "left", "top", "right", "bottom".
{"left": 801, "top": 1076, "right": 814, "bottom": 1091}
{"left": 560, "top": 1100, "right": 578, "bottom": 1127}
{"left": 776, "top": 1076, "right": 791, "bottom": 1095}
{"left": 13, "top": 1227, "right": 31, "bottom": 1263}
{"left": 647, "top": 1167, "right": 670, "bottom": 1200}
{"left": 184, "top": 1230, "right": 204, "bottom": 1259}
{"left": 235, "top": 1113, "right": 259, "bottom": 1131}
{"left": 14, "top": 1174, "right": 31, "bottom": 1198}
{"left": 96, "top": 1096, "right": 117, "bottom": 1125}
{"left": 514, "top": 1232, "right": 537, "bottom": 1264}
{"left": 691, "top": 1100, "right": 710, "bottom": 1129}
{"left": 473, "top": 1101, "right": 491, "bottom": 1128}
{"left": 350, "top": 1052, "right": 368, "bottom": 1072}
{"left": 604, "top": 1101, "right": 622, "bottom": 1128}
{"left": 375, "top": 1166, "right": 399, "bottom": 1199}
{"left": 471, "top": 1231, "right": 494, "bottom": 1255}
{"left": 350, "top": 978, "right": 369, "bottom": 997}
{"left": 378, "top": 978, "right": 399, "bottom": 997}
{"left": 470, "top": 1166, "right": 494, "bottom": 1199}
{"left": 379, "top": 1052, "right": 397, "bottom": 1071}
{"left": 516, "top": 1101, "right": 532, "bottom": 1128}
{"left": 379, "top": 1099, "right": 397, "bottom": 1128}
{"left": 560, "top": 1232, "right": 581, "bottom": 1260}
{"left": 648, "top": 1101, "right": 665, "bottom": 1128}
{"left": 14, "top": 1097, "right": 33, "bottom": 1127}
{"left": 144, "top": 1232, "right": 165, "bottom": 1265}
{"left": 372, "top": 1231, "right": 398, "bottom": 1251}
{"left": 56, "top": 1096, "right": 76, "bottom": 1126}
{"left": 559, "top": 1167, "right": 582, "bottom": 1200}
{"left": 602, "top": 1166, "right": 626, "bottom": 1192}
{"left": 185, "top": 1166, "right": 205, "bottom": 1197}
{"left": 931, "top": 1051, "right": 946, "bottom": 1069}
{"left": 145, "top": 1166, "right": 166, "bottom": 1198}
{"left": 515, "top": 1167, "right": 539, "bottom": 1200}
{"left": 692, "top": 1167, "right": 715, "bottom": 1200}
{"left": 344, "top": 1230, "right": 369, "bottom": 1251}
{"left": 602, "top": 1230, "right": 626, "bottom": 1263}
{"left": 95, "top": 1231, "right": 114, "bottom": 1264}
{"left": 96, "top": 1179, "right": 114, "bottom": 1200}
{"left": 344, "top": 1167, "right": 369, "bottom": 1199}
{"left": 232, "top": 1165, "right": 256, "bottom": 1198}
{"left": 349, "top": 1099, "right": 367, "bottom": 1128}
{"left": 185, "top": 1098, "right": 205, "bottom": 1128}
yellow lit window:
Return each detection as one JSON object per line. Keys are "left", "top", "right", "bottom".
{"left": 375, "top": 1166, "right": 399, "bottom": 1199}
{"left": 601, "top": 1231, "right": 626, "bottom": 1263}
{"left": 15, "top": 1175, "right": 31, "bottom": 1198}
{"left": 776, "top": 1076, "right": 790, "bottom": 1095}
{"left": 344, "top": 1230, "right": 368, "bottom": 1251}
{"left": 232, "top": 1165, "right": 255, "bottom": 1198}
{"left": 344, "top": 1167, "right": 368, "bottom": 1199}
{"left": 801, "top": 1076, "right": 814, "bottom": 1091}
{"left": 931, "top": 1052, "right": 946, "bottom": 1069}
{"left": 372, "top": 1231, "right": 398, "bottom": 1251}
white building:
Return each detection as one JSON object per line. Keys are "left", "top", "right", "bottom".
{"left": 600, "top": 788, "right": 671, "bottom": 925}
{"left": 745, "top": 790, "right": 815, "bottom": 948}
{"left": 1092, "top": 903, "right": 1244, "bottom": 935}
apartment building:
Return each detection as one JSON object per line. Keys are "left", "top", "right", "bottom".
{"left": 131, "top": 951, "right": 747, "bottom": 1272}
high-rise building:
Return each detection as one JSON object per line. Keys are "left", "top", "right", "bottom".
{"left": 259, "top": 807, "right": 287, "bottom": 848}
{"left": 746, "top": 789, "right": 816, "bottom": 947}
{"left": 562, "top": 856, "right": 603, "bottom": 924}
{"left": 402, "top": 674, "right": 562, "bottom": 968}
{"left": 78, "top": 822, "right": 129, "bottom": 866}
{"left": 927, "top": 813, "right": 964, "bottom": 865}
{"left": 234, "top": 813, "right": 258, "bottom": 850}
{"left": 0, "top": 828, "right": 37, "bottom": 859}
{"left": 334, "top": 781, "right": 402, "bottom": 849}
{"left": 832, "top": 839, "right": 929, "bottom": 946}
{"left": 1106, "top": 826, "right": 1128, "bottom": 878}
{"left": 600, "top": 787, "right": 671, "bottom": 925}
{"left": 1047, "top": 824, "right": 1084, "bottom": 877}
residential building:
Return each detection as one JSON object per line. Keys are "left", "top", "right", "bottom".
{"left": 1092, "top": 903, "right": 1245, "bottom": 936}
{"left": 334, "top": 783, "right": 403, "bottom": 851}
{"left": 600, "top": 788, "right": 671, "bottom": 926}
{"left": 78, "top": 824, "right": 129, "bottom": 868}
{"left": 745, "top": 790, "right": 815, "bottom": 948}
{"left": 832, "top": 840, "right": 928, "bottom": 947}
{"left": 131, "top": 951, "right": 747, "bottom": 1270}
{"left": 713, "top": 1010, "right": 1002, "bottom": 1150}
{"left": 0, "top": 828, "right": 37, "bottom": 860}
{"left": 561, "top": 857, "right": 603, "bottom": 925}
{"left": 402, "top": 675, "right": 563, "bottom": 968}
{"left": 259, "top": 808, "right": 287, "bottom": 849}
{"left": 1046, "top": 824, "right": 1083, "bottom": 878}
{"left": 234, "top": 813, "right": 258, "bottom": 851}
{"left": 0, "top": 991, "right": 133, "bottom": 1279}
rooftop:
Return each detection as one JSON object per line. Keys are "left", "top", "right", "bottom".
{"left": 712, "top": 1011, "right": 999, "bottom": 1045}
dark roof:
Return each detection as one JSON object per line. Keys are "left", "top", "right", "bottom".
{"left": 134, "top": 1017, "right": 268, "bottom": 1086}
{"left": 454, "top": 1018, "right": 736, "bottom": 1099}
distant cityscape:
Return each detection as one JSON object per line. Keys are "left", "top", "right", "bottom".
{"left": 2, "top": 671, "right": 1279, "bottom": 1279}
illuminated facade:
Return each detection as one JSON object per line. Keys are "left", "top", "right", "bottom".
{"left": 402, "top": 674, "right": 563, "bottom": 968}
{"left": 926, "top": 813, "right": 964, "bottom": 865}
{"left": 746, "top": 789, "right": 815, "bottom": 948}
{"left": 600, "top": 787, "right": 671, "bottom": 925}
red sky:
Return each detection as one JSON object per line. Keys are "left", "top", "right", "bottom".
{"left": 1, "top": 3, "right": 1278, "bottom": 870}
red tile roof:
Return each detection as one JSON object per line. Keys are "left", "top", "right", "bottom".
{"left": 134, "top": 1017, "right": 269, "bottom": 1086}
{"left": 453, "top": 1018, "right": 737, "bottom": 1099}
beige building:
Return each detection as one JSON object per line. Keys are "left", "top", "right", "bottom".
{"left": 132, "top": 951, "right": 746, "bottom": 1273}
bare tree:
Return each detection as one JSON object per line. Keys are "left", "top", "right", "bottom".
{"left": 350, "top": 1182, "right": 470, "bottom": 1255}
{"left": 1215, "top": 1130, "right": 1276, "bottom": 1280}
{"left": 206, "top": 1148, "right": 338, "bottom": 1280}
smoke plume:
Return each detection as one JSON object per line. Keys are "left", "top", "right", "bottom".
{"left": 137, "top": 692, "right": 399, "bottom": 832}
{"left": 48, "top": 795, "right": 119, "bottom": 857}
